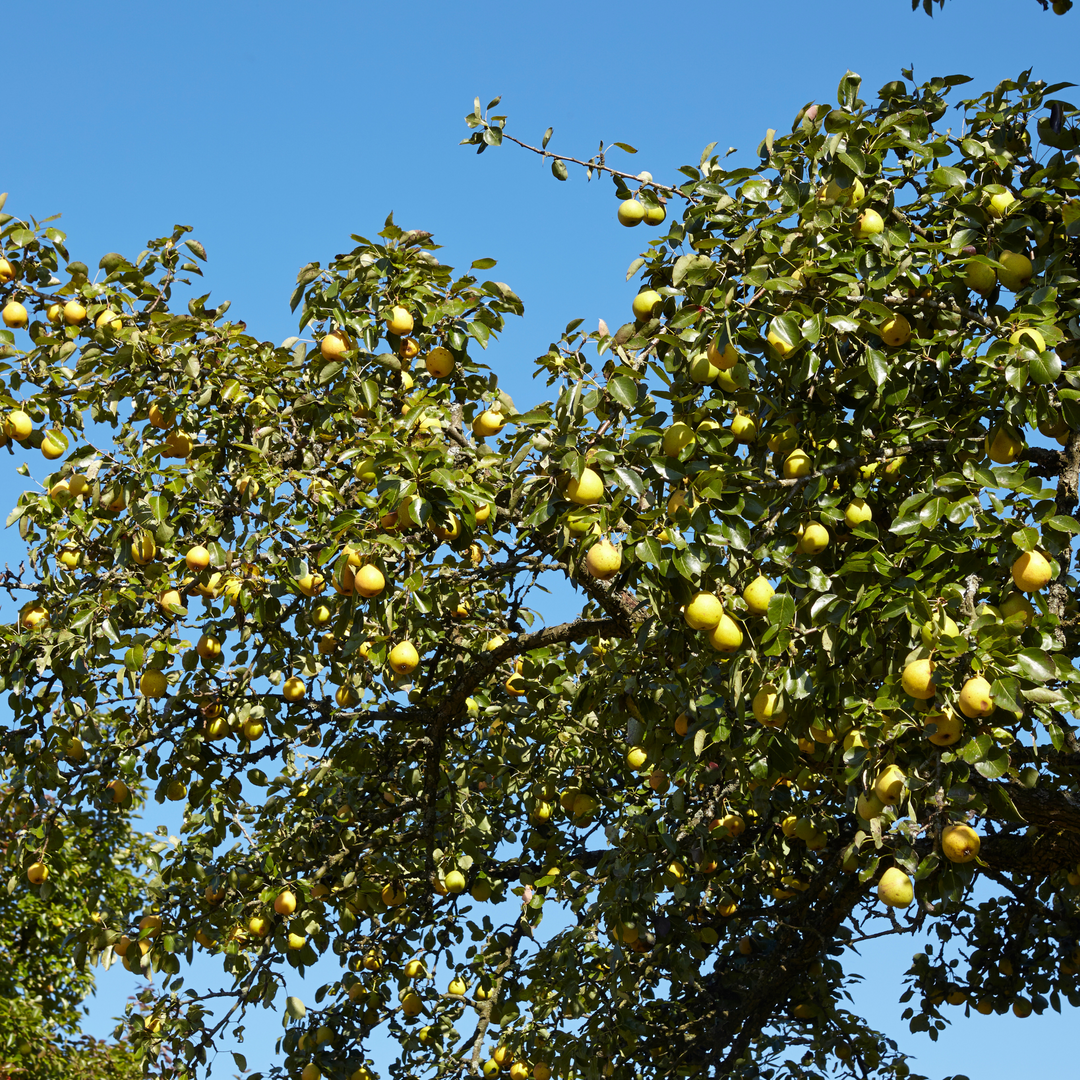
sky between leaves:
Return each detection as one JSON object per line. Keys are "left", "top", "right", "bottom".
{"left": 2, "top": 0, "right": 1078, "bottom": 1077}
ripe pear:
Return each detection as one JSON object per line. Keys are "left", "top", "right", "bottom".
{"left": 707, "top": 338, "right": 739, "bottom": 370}
{"left": 923, "top": 708, "right": 962, "bottom": 747}
{"left": 743, "top": 575, "right": 774, "bottom": 615}
{"left": 708, "top": 613, "right": 744, "bottom": 652}
{"left": 1010, "top": 327, "right": 1045, "bottom": 353}
{"left": 585, "top": 539, "right": 622, "bottom": 580}
{"left": 854, "top": 208, "right": 884, "bottom": 237}
{"left": 752, "top": 684, "right": 787, "bottom": 728}
{"left": 941, "top": 823, "right": 980, "bottom": 863}
{"left": 729, "top": 413, "right": 757, "bottom": 443}
{"left": 873, "top": 764, "right": 905, "bottom": 806}
{"left": 684, "top": 590, "right": 723, "bottom": 630}
{"left": 796, "top": 521, "right": 829, "bottom": 555}
{"left": 1011, "top": 549, "right": 1052, "bottom": 592}
{"left": 783, "top": 448, "right": 811, "bottom": 478}
{"left": 687, "top": 351, "right": 720, "bottom": 384}
{"left": 999, "top": 592, "right": 1035, "bottom": 626}
{"left": 567, "top": 467, "right": 604, "bottom": 505}
{"left": 766, "top": 326, "right": 797, "bottom": 358}
{"left": 1, "top": 300, "right": 28, "bottom": 328}
{"left": 662, "top": 422, "right": 696, "bottom": 457}
{"left": 985, "top": 425, "right": 1023, "bottom": 464}
{"left": 958, "top": 676, "right": 995, "bottom": 719}
{"left": 632, "top": 290, "right": 662, "bottom": 321}
{"left": 856, "top": 791, "right": 884, "bottom": 820}
{"left": 879, "top": 313, "right": 911, "bottom": 347}
{"left": 617, "top": 199, "right": 645, "bottom": 226}
{"left": 997, "top": 250, "right": 1032, "bottom": 292}
{"left": 877, "top": 866, "right": 914, "bottom": 908}
{"left": 901, "top": 658, "right": 936, "bottom": 700}
{"left": 987, "top": 190, "right": 1015, "bottom": 218}
{"left": 844, "top": 499, "right": 872, "bottom": 527}
{"left": 389, "top": 642, "right": 419, "bottom": 675}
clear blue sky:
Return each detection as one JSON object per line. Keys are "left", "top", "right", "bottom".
{"left": 3, "top": 0, "right": 1078, "bottom": 1076}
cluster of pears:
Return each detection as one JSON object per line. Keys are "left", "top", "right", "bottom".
{"left": 680, "top": 573, "right": 775, "bottom": 655}
{"left": 616, "top": 173, "right": 667, "bottom": 228}
{"left": 865, "top": 555, "right": 1057, "bottom": 912}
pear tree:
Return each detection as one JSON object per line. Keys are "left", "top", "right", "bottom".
{"left": 2, "top": 66, "right": 1080, "bottom": 1080}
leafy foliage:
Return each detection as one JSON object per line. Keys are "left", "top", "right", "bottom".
{"left": 1, "top": 64, "right": 1080, "bottom": 1080}
{"left": 0, "top": 997, "right": 148, "bottom": 1080}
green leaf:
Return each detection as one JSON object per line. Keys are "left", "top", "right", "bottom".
{"left": 1015, "top": 649, "right": 1055, "bottom": 682}
{"left": 608, "top": 376, "right": 638, "bottom": 409}
{"left": 673, "top": 548, "right": 705, "bottom": 581}
{"left": 1028, "top": 350, "right": 1063, "bottom": 385}
{"left": 865, "top": 349, "right": 888, "bottom": 386}
{"left": 551, "top": 159, "right": 568, "bottom": 181}
{"left": 612, "top": 466, "right": 644, "bottom": 498}
{"left": 767, "top": 593, "right": 795, "bottom": 629}
{"left": 975, "top": 748, "right": 1010, "bottom": 779}
{"left": 635, "top": 537, "right": 662, "bottom": 567}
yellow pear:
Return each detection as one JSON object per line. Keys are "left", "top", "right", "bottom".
{"left": 425, "top": 346, "right": 454, "bottom": 377}
{"left": 1, "top": 299, "right": 28, "bottom": 328}
{"left": 585, "top": 539, "right": 622, "bottom": 580}
{"left": 617, "top": 199, "right": 645, "bottom": 226}
{"left": 707, "top": 338, "right": 739, "bottom": 370}
{"left": 729, "top": 413, "right": 757, "bottom": 443}
{"left": 854, "top": 208, "right": 884, "bottom": 236}
{"left": 389, "top": 641, "right": 420, "bottom": 675}
{"left": 752, "top": 684, "right": 787, "bottom": 728}
{"left": 1011, "top": 550, "right": 1052, "bottom": 592}
{"left": 742, "top": 575, "right": 774, "bottom": 615}
{"left": 873, "top": 764, "right": 905, "bottom": 806}
{"left": 1010, "top": 327, "right": 1045, "bottom": 353}
{"left": 924, "top": 708, "right": 962, "bottom": 747}
{"left": 941, "top": 823, "right": 980, "bottom": 863}
{"left": 567, "top": 467, "right": 604, "bottom": 505}
{"left": 354, "top": 564, "right": 386, "bottom": 598}
{"left": 662, "top": 422, "right": 695, "bottom": 457}
{"left": 282, "top": 676, "right": 306, "bottom": 701}
{"left": 879, "top": 313, "right": 911, "bottom": 347}
{"left": 683, "top": 591, "right": 723, "bottom": 630}
{"left": 796, "top": 521, "right": 829, "bottom": 555}
{"left": 997, "top": 250, "right": 1032, "bottom": 292}
{"left": 783, "top": 448, "right": 811, "bottom": 478}
{"left": 877, "top": 866, "right": 914, "bottom": 908}
{"left": 844, "top": 499, "right": 872, "bottom": 527}
{"left": 901, "top": 658, "right": 936, "bottom": 700}
{"left": 687, "top": 352, "right": 719, "bottom": 384}
{"left": 985, "top": 425, "right": 1023, "bottom": 464}
{"left": 708, "top": 613, "right": 744, "bottom": 653}
{"left": 473, "top": 409, "right": 505, "bottom": 439}
{"left": 631, "top": 290, "right": 662, "bottom": 320}
{"left": 957, "top": 676, "right": 995, "bottom": 719}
